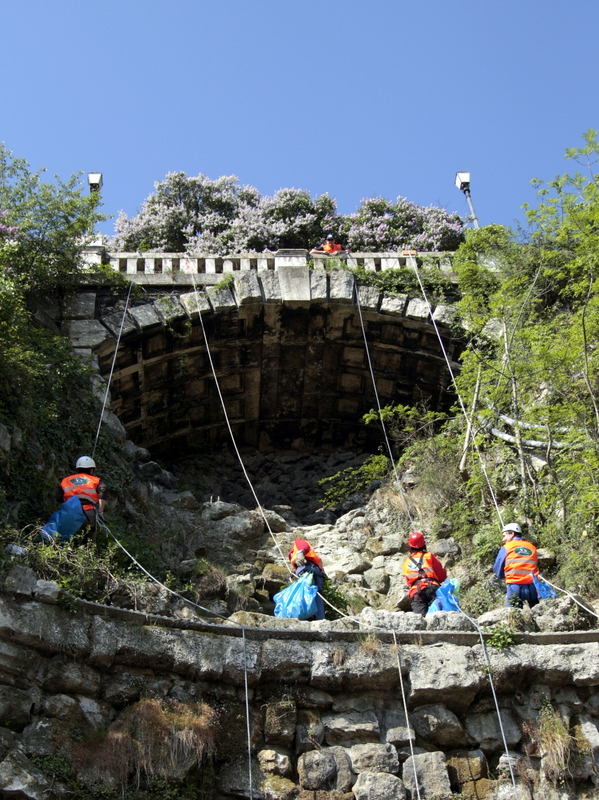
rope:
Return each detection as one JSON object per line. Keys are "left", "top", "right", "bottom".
{"left": 92, "top": 281, "right": 133, "bottom": 459}
{"left": 406, "top": 256, "right": 504, "bottom": 525}
{"left": 391, "top": 630, "right": 422, "bottom": 800}
{"left": 537, "top": 574, "right": 599, "bottom": 619}
{"left": 97, "top": 516, "right": 255, "bottom": 800}
{"left": 352, "top": 277, "right": 414, "bottom": 525}
{"left": 189, "top": 273, "right": 293, "bottom": 575}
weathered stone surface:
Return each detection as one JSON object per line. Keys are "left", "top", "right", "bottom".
{"left": 329, "top": 271, "right": 354, "bottom": 302}
{"left": 154, "top": 295, "right": 186, "bottom": 322}
{"left": 0, "top": 750, "right": 50, "bottom": 800}
{"left": 359, "top": 608, "right": 425, "bottom": 632}
{"left": 328, "top": 745, "right": 353, "bottom": 792}
{"left": 278, "top": 268, "right": 311, "bottom": 305}
{"left": 402, "top": 751, "right": 452, "bottom": 799}
{"left": 426, "top": 611, "right": 473, "bottom": 632}
{"left": 258, "top": 748, "right": 293, "bottom": 777}
{"left": 346, "top": 742, "right": 399, "bottom": 774}
{"left": 265, "top": 700, "right": 297, "bottom": 746}
{"left": 411, "top": 703, "right": 467, "bottom": 747}
{"left": 64, "top": 319, "right": 113, "bottom": 347}
{"left": 218, "top": 757, "right": 297, "bottom": 800}
{"left": 129, "top": 303, "right": 161, "bottom": 329}
{"left": 464, "top": 709, "right": 521, "bottom": 755}
{"left": 362, "top": 569, "right": 389, "bottom": 594}
{"left": 310, "top": 270, "right": 328, "bottom": 303}
{"left": 531, "top": 595, "right": 596, "bottom": 632}
{"left": 321, "top": 711, "right": 379, "bottom": 745}
{"left": 41, "top": 657, "right": 101, "bottom": 696}
{"left": 446, "top": 749, "right": 488, "bottom": 785}
{"left": 4, "top": 566, "right": 37, "bottom": 598}
{"left": 356, "top": 285, "right": 380, "bottom": 312}
{"left": 179, "top": 290, "right": 211, "bottom": 317}
{"left": 407, "top": 645, "right": 482, "bottom": 713}
{"left": 380, "top": 295, "right": 407, "bottom": 316}
{"left": 260, "top": 271, "right": 282, "bottom": 302}
{"left": 0, "top": 686, "right": 33, "bottom": 731}
{"left": 33, "top": 580, "right": 61, "bottom": 604}
{"left": 296, "top": 710, "right": 324, "bottom": 754}
{"left": 41, "top": 694, "right": 82, "bottom": 723}
{"left": 384, "top": 706, "right": 415, "bottom": 748}
{"left": 63, "top": 293, "right": 96, "bottom": 319}
{"left": 432, "top": 304, "right": 456, "bottom": 326}
{"left": 234, "top": 271, "right": 263, "bottom": 305}
{"left": 208, "top": 286, "right": 237, "bottom": 311}
{"left": 297, "top": 749, "right": 337, "bottom": 790}
{"left": 405, "top": 297, "right": 429, "bottom": 320}
{"left": 101, "top": 311, "right": 137, "bottom": 337}
{"left": 352, "top": 771, "right": 406, "bottom": 800}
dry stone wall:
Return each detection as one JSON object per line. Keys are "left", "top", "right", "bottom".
{"left": 1, "top": 588, "right": 599, "bottom": 799}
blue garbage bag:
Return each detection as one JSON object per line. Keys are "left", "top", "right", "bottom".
{"left": 534, "top": 574, "right": 557, "bottom": 600}
{"left": 426, "top": 578, "right": 461, "bottom": 614}
{"left": 274, "top": 572, "right": 319, "bottom": 620}
{"left": 39, "top": 496, "right": 87, "bottom": 544}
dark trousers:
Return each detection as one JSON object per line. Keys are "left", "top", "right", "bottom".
{"left": 410, "top": 584, "right": 439, "bottom": 617}
{"left": 506, "top": 582, "right": 538, "bottom": 608}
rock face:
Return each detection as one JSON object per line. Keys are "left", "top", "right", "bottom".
{"left": 0, "top": 592, "right": 597, "bottom": 799}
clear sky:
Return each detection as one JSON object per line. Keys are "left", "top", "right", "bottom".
{"left": 1, "top": 1, "right": 597, "bottom": 239}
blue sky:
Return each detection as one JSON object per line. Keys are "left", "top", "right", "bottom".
{"left": 1, "top": 1, "right": 597, "bottom": 240}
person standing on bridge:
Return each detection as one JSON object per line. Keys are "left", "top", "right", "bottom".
{"left": 402, "top": 531, "right": 447, "bottom": 616}
{"left": 310, "top": 233, "right": 347, "bottom": 256}
{"left": 493, "top": 522, "right": 539, "bottom": 608}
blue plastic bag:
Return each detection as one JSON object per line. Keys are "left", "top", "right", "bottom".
{"left": 426, "top": 578, "right": 461, "bottom": 614}
{"left": 39, "top": 496, "right": 87, "bottom": 544}
{"left": 534, "top": 574, "right": 557, "bottom": 600}
{"left": 274, "top": 573, "right": 319, "bottom": 620}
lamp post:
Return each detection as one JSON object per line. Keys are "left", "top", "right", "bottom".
{"left": 87, "top": 172, "right": 103, "bottom": 193}
{"left": 455, "top": 171, "right": 480, "bottom": 229}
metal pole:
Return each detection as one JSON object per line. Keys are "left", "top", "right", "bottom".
{"left": 463, "top": 188, "right": 480, "bottom": 229}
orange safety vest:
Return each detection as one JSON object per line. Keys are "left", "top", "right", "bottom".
{"left": 402, "top": 552, "right": 442, "bottom": 596}
{"left": 289, "top": 540, "right": 324, "bottom": 571}
{"left": 322, "top": 242, "right": 343, "bottom": 253}
{"left": 61, "top": 473, "right": 101, "bottom": 511}
{"left": 504, "top": 539, "right": 538, "bottom": 585}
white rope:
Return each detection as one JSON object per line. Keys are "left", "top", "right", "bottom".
{"left": 406, "top": 257, "right": 504, "bottom": 524}
{"left": 97, "top": 516, "right": 255, "bottom": 800}
{"left": 352, "top": 277, "right": 414, "bottom": 525}
{"left": 391, "top": 630, "right": 422, "bottom": 800}
{"left": 537, "top": 574, "right": 599, "bottom": 619}
{"left": 189, "top": 273, "right": 293, "bottom": 575}
{"left": 92, "top": 281, "right": 133, "bottom": 459}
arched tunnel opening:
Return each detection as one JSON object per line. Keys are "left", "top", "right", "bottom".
{"left": 93, "top": 283, "right": 462, "bottom": 520}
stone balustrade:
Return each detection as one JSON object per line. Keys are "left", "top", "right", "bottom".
{"left": 82, "top": 246, "right": 454, "bottom": 283}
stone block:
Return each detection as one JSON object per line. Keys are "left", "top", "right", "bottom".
{"left": 234, "top": 271, "right": 263, "bottom": 305}
{"left": 0, "top": 686, "right": 33, "bottom": 731}
{"left": 278, "top": 267, "right": 311, "bottom": 305}
{"left": 208, "top": 286, "right": 237, "bottom": 311}
{"left": 346, "top": 742, "right": 400, "bottom": 774}
{"left": 0, "top": 750, "right": 50, "bottom": 800}
{"left": 321, "top": 711, "right": 380, "bottom": 745}
{"left": 63, "top": 293, "right": 96, "bottom": 319}
{"left": 297, "top": 749, "right": 337, "bottom": 790}
{"left": 359, "top": 608, "right": 425, "bottom": 632}
{"left": 100, "top": 311, "right": 137, "bottom": 337}
{"left": 329, "top": 270, "right": 354, "bottom": 302}
{"left": 265, "top": 699, "right": 297, "bottom": 746}
{"left": 64, "top": 319, "right": 113, "bottom": 347}
{"left": 380, "top": 295, "right": 407, "bottom": 316}
{"left": 402, "top": 751, "right": 452, "bottom": 800}
{"left": 179, "top": 290, "right": 211, "bottom": 317}
{"left": 408, "top": 644, "right": 482, "bottom": 713}
{"left": 446, "top": 749, "right": 488, "bottom": 786}
{"left": 357, "top": 285, "right": 380, "bottom": 312}
{"left": 4, "top": 566, "right": 36, "bottom": 598}
{"left": 258, "top": 748, "right": 293, "bottom": 777}
{"left": 129, "top": 304, "right": 161, "bottom": 329}
{"left": 411, "top": 703, "right": 467, "bottom": 747}
{"left": 352, "top": 772, "right": 406, "bottom": 800}
{"left": 33, "top": 580, "right": 60, "bottom": 604}
{"left": 154, "top": 295, "right": 186, "bottom": 323}
{"left": 260, "top": 271, "right": 282, "bottom": 302}
{"left": 362, "top": 568, "right": 389, "bottom": 594}
{"left": 405, "top": 297, "right": 430, "bottom": 320}
{"left": 432, "top": 304, "right": 456, "bottom": 326}
{"left": 464, "top": 709, "right": 521, "bottom": 755}
{"left": 310, "top": 270, "right": 328, "bottom": 303}
{"left": 41, "top": 656, "right": 101, "bottom": 696}
{"left": 296, "top": 710, "right": 324, "bottom": 754}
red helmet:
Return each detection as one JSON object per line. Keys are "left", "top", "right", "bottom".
{"left": 408, "top": 531, "right": 425, "bottom": 549}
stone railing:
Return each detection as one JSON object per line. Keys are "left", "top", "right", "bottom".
{"left": 82, "top": 245, "right": 454, "bottom": 281}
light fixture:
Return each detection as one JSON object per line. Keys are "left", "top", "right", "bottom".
{"left": 454, "top": 171, "right": 480, "bottom": 228}
{"left": 87, "top": 172, "right": 103, "bottom": 193}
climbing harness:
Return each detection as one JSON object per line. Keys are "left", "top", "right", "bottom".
{"left": 92, "top": 281, "right": 133, "bottom": 459}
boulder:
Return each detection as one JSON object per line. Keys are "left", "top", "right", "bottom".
{"left": 4, "top": 566, "right": 37, "bottom": 598}
{"left": 410, "top": 704, "right": 467, "bottom": 747}
{"left": 321, "top": 711, "right": 380, "bottom": 746}
{"left": 258, "top": 748, "right": 293, "bottom": 777}
{"left": 402, "top": 751, "right": 452, "bottom": 799}
{"left": 464, "top": 709, "right": 521, "bottom": 755}
{"left": 296, "top": 710, "right": 324, "bottom": 754}
{"left": 41, "top": 657, "right": 101, "bottom": 696}
{"left": 346, "top": 742, "right": 399, "bottom": 774}
{"left": 446, "top": 749, "right": 488, "bottom": 786}
{"left": 531, "top": 595, "right": 596, "bottom": 632}
{"left": 297, "top": 749, "right": 337, "bottom": 790}
{"left": 264, "top": 700, "right": 297, "bottom": 746}
{"left": 0, "top": 687, "right": 33, "bottom": 731}
{"left": 0, "top": 750, "right": 50, "bottom": 800}
{"left": 352, "top": 772, "right": 406, "bottom": 800}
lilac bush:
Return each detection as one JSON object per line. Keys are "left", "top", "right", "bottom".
{"left": 113, "top": 174, "right": 463, "bottom": 254}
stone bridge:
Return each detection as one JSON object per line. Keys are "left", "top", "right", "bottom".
{"left": 62, "top": 249, "right": 462, "bottom": 457}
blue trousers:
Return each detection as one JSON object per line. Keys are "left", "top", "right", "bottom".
{"left": 506, "top": 582, "right": 538, "bottom": 608}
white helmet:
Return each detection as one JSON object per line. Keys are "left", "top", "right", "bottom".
{"left": 502, "top": 522, "right": 522, "bottom": 535}
{"left": 76, "top": 456, "right": 96, "bottom": 470}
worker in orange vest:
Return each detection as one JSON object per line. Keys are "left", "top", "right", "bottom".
{"left": 288, "top": 538, "right": 326, "bottom": 620}
{"left": 57, "top": 456, "right": 107, "bottom": 544}
{"left": 493, "top": 522, "right": 539, "bottom": 608}
{"left": 311, "top": 233, "right": 346, "bottom": 255}
{"left": 402, "top": 531, "right": 447, "bottom": 616}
